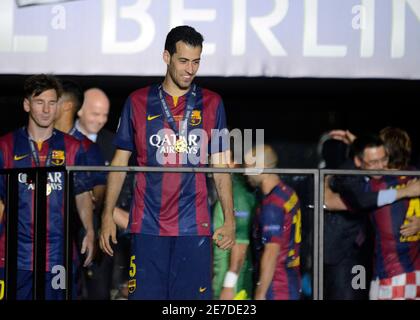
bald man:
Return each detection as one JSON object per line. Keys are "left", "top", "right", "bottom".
{"left": 245, "top": 145, "right": 302, "bottom": 300}
{"left": 76, "top": 88, "right": 110, "bottom": 142}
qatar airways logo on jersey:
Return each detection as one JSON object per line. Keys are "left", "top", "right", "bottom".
{"left": 149, "top": 127, "right": 265, "bottom": 166}
{"left": 149, "top": 132, "right": 200, "bottom": 155}
{"left": 18, "top": 172, "right": 63, "bottom": 195}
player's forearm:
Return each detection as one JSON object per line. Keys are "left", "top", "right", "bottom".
{"left": 113, "top": 206, "right": 129, "bottom": 230}
{"left": 213, "top": 173, "right": 234, "bottom": 225}
{"left": 103, "top": 171, "right": 127, "bottom": 218}
{"left": 102, "top": 150, "right": 131, "bottom": 219}
{"left": 396, "top": 180, "right": 420, "bottom": 200}
{"left": 75, "top": 191, "right": 94, "bottom": 233}
{"left": 228, "top": 243, "right": 248, "bottom": 274}
{"left": 255, "top": 244, "right": 280, "bottom": 299}
{"left": 92, "top": 184, "right": 106, "bottom": 212}
{"left": 324, "top": 185, "right": 348, "bottom": 211}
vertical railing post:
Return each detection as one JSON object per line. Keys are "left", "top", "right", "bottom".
{"left": 318, "top": 170, "right": 325, "bottom": 300}
{"left": 33, "top": 168, "right": 47, "bottom": 300}
{"left": 64, "top": 169, "right": 73, "bottom": 300}
{"left": 312, "top": 170, "right": 320, "bottom": 300}
{"left": 5, "top": 171, "right": 19, "bottom": 300}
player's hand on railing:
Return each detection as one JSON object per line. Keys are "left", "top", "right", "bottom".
{"left": 213, "top": 221, "right": 235, "bottom": 250}
{"left": 81, "top": 228, "right": 95, "bottom": 267}
{"left": 99, "top": 213, "right": 117, "bottom": 256}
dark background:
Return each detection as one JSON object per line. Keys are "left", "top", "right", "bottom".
{"left": 1, "top": 75, "right": 419, "bottom": 167}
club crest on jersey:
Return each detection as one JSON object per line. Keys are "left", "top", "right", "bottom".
{"left": 51, "top": 150, "right": 65, "bottom": 166}
{"left": 128, "top": 279, "right": 136, "bottom": 293}
{"left": 190, "top": 110, "right": 202, "bottom": 126}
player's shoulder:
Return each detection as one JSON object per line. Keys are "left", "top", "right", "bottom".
{"left": 266, "top": 182, "right": 299, "bottom": 208}
{"left": 59, "top": 130, "right": 83, "bottom": 149}
{"left": 129, "top": 85, "right": 154, "bottom": 100}
{"left": 200, "top": 87, "right": 222, "bottom": 102}
{"left": 0, "top": 129, "right": 22, "bottom": 152}
{"left": 0, "top": 130, "right": 14, "bottom": 145}
{"left": 277, "top": 180, "right": 297, "bottom": 197}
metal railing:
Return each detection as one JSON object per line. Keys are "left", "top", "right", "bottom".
{"left": 1, "top": 166, "right": 418, "bottom": 300}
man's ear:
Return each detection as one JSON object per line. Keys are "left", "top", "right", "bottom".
{"left": 354, "top": 156, "right": 362, "bottom": 168}
{"left": 23, "top": 98, "right": 30, "bottom": 113}
{"left": 163, "top": 50, "right": 171, "bottom": 65}
{"left": 61, "top": 100, "right": 72, "bottom": 112}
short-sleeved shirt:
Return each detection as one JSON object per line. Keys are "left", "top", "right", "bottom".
{"left": 253, "top": 180, "right": 302, "bottom": 300}
{"left": 114, "top": 84, "right": 228, "bottom": 236}
{"left": 369, "top": 175, "right": 420, "bottom": 280}
{"left": 0, "top": 127, "right": 90, "bottom": 271}
{"left": 69, "top": 127, "right": 107, "bottom": 187}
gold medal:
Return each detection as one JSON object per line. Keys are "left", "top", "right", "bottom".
{"left": 174, "top": 138, "right": 188, "bottom": 153}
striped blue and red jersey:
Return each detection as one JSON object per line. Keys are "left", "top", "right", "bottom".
{"left": 70, "top": 127, "right": 107, "bottom": 186}
{"left": 253, "top": 181, "right": 302, "bottom": 300}
{"left": 369, "top": 175, "right": 420, "bottom": 279}
{"left": 114, "top": 84, "right": 228, "bottom": 236}
{"left": 0, "top": 127, "right": 91, "bottom": 271}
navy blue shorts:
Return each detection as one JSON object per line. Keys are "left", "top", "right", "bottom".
{"left": 128, "top": 234, "right": 212, "bottom": 300}
{"left": 0, "top": 267, "right": 77, "bottom": 300}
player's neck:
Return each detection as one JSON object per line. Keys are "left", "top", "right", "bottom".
{"left": 261, "top": 174, "right": 280, "bottom": 195}
{"left": 162, "top": 76, "right": 190, "bottom": 97}
{"left": 54, "top": 116, "right": 74, "bottom": 134}
{"left": 27, "top": 121, "right": 53, "bottom": 142}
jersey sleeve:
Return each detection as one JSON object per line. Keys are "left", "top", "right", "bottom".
{"left": 114, "top": 97, "right": 135, "bottom": 151}
{"left": 261, "top": 203, "right": 285, "bottom": 245}
{"left": 210, "top": 99, "right": 229, "bottom": 154}
{"left": 0, "top": 151, "right": 5, "bottom": 236}
{"left": 0, "top": 151, "right": 5, "bottom": 201}
{"left": 72, "top": 144, "right": 93, "bottom": 195}
{"left": 86, "top": 142, "right": 107, "bottom": 186}
{"left": 329, "top": 175, "right": 378, "bottom": 211}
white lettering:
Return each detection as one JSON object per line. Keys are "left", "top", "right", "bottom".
{"left": 51, "top": 265, "right": 66, "bottom": 290}
{"left": 303, "top": 0, "right": 347, "bottom": 57}
{"left": 391, "top": 0, "right": 420, "bottom": 58}
{"left": 51, "top": 5, "right": 66, "bottom": 30}
{"left": 249, "top": 0, "right": 288, "bottom": 56}
{"left": 169, "top": 0, "right": 216, "bottom": 55}
{"left": 0, "top": 0, "right": 47, "bottom": 53}
{"left": 102, "top": 0, "right": 155, "bottom": 54}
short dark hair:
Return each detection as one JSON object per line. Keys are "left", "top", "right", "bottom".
{"left": 351, "top": 134, "right": 384, "bottom": 159}
{"left": 164, "top": 25, "right": 204, "bottom": 55}
{"left": 379, "top": 127, "right": 412, "bottom": 169}
{"left": 24, "top": 74, "right": 62, "bottom": 100}
{"left": 60, "top": 79, "right": 84, "bottom": 112}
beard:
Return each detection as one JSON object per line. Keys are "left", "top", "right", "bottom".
{"left": 169, "top": 69, "right": 192, "bottom": 91}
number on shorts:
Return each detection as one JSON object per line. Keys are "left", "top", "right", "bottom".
{"left": 129, "top": 255, "right": 136, "bottom": 278}
{"left": 0, "top": 280, "right": 4, "bottom": 300}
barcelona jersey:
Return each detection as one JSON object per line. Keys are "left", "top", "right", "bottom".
{"left": 70, "top": 127, "right": 107, "bottom": 186}
{"left": 0, "top": 128, "right": 91, "bottom": 271}
{"left": 253, "top": 181, "right": 302, "bottom": 300}
{"left": 369, "top": 175, "right": 420, "bottom": 279}
{"left": 114, "top": 84, "right": 228, "bottom": 236}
